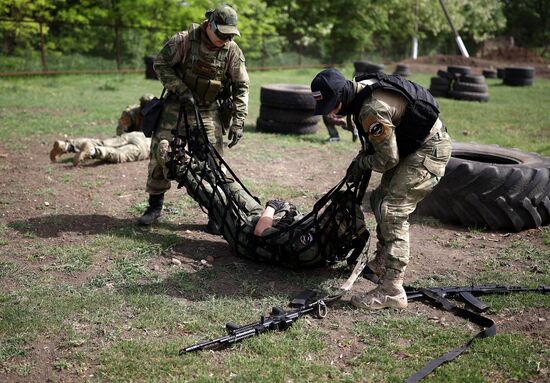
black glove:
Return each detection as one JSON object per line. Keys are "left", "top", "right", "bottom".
{"left": 177, "top": 89, "right": 194, "bottom": 104}
{"left": 228, "top": 124, "right": 243, "bottom": 148}
{"left": 266, "top": 199, "right": 285, "bottom": 212}
{"left": 346, "top": 152, "right": 366, "bottom": 184}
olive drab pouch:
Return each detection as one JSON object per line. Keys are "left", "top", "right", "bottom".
{"left": 192, "top": 60, "right": 217, "bottom": 79}
{"left": 141, "top": 89, "right": 166, "bottom": 137}
{"left": 184, "top": 70, "right": 222, "bottom": 103}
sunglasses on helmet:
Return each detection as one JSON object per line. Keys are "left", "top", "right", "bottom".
{"left": 210, "top": 19, "right": 233, "bottom": 42}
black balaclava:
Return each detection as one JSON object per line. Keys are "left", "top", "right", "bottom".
{"left": 337, "top": 80, "right": 357, "bottom": 116}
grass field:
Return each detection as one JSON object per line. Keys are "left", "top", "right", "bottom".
{"left": 0, "top": 69, "right": 549, "bottom": 382}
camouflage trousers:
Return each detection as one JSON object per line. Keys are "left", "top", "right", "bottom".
{"left": 68, "top": 132, "right": 150, "bottom": 163}
{"left": 146, "top": 95, "right": 224, "bottom": 195}
{"left": 369, "top": 131, "right": 452, "bottom": 272}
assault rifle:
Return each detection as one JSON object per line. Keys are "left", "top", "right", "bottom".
{"left": 181, "top": 290, "right": 326, "bottom": 353}
{"left": 406, "top": 284, "right": 549, "bottom": 312}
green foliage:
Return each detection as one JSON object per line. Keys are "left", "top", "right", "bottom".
{"left": 0, "top": 0, "right": 513, "bottom": 69}
{"left": 503, "top": 0, "right": 550, "bottom": 51}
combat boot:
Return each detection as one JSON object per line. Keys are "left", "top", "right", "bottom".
{"left": 366, "top": 246, "right": 386, "bottom": 281}
{"left": 50, "top": 140, "right": 71, "bottom": 162}
{"left": 351, "top": 268, "right": 407, "bottom": 310}
{"left": 138, "top": 193, "right": 164, "bottom": 226}
{"left": 73, "top": 141, "right": 96, "bottom": 166}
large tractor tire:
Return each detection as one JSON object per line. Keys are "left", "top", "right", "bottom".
{"left": 416, "top": 143, "right": 550, "bottom": 231}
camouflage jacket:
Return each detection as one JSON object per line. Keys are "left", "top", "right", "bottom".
{"left": 153, "top": 22, "right": 249, "bottom": 127}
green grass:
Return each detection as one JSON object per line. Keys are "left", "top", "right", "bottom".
{"left": 1, "top": 70, "right": 548, "bottom": 155}
{"left": 0, "top": 69, "right": 549, "bottom": 382}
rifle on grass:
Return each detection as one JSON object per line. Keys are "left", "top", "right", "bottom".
{"left": 406, "top": 284, "right": 549, "bottom": 312}
{"left": 180, "top": 290, "right": 326, "bottom": 353}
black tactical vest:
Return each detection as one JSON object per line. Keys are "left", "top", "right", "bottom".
{"left": 351, "top": 73, "right": 440, "bottom": 158}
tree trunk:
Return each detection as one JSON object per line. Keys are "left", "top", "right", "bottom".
{"left": 39, "top": 20, "right": 48, "bottom": 71}
{"left": 114, "top": 22, "right": 121, "bottom": 70}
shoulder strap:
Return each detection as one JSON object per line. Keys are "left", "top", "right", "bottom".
{"left": 189, "top": 23, "right": 201, "bottom": 64}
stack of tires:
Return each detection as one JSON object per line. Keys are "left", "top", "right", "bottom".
{"left": 428, "top": 70, "right": 453, "bottom": 98}
{"left": 257, "top": 84, "right": 320, "bottom": 135}
{"left": 503, "top": 67, "right": 535, "bottom": 87}
{"left": 447, "top": 65, "right": 471, "bottom": 77}
{"left": 353, "top": 61, "right": 384, "bottom": 77}
{"left": 393, "top": 64, "right": 410, "bottom": 77}
{"left": 482, "top": 69, "right": 497, "bottom": 79}
{"left": 449, "top": 73, "right": 489, "bottom": 102}
{"left": 430, "top": 66, "right": 489, "bottom": 102}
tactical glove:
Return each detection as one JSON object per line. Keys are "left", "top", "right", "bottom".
{"left": 346, "top": 152, "right": 367, "bottom": 184}
{"left": 228, "top": 124, "right": 243, "bottom": 148}
{"left": 265, "top": 199, "right": 286, "bottom": 213}
{"left": 177, "top": 89, "right": 194, "bottom": 104}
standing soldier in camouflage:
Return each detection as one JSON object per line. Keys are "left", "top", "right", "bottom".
{"left": 50, "top": 94, "right": 154, "bottom": 165}
{"left": 138, "top": 3, "right": 249, "bottom": 229}
{"left": 311, "top": 68, "right": 452, "bottom": 310}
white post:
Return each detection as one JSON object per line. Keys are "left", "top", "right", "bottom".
{"left": 411, "top": 37, "right": 418, "bottom": 60}
{"left": 455, "top": 36, "right": 469, "bottom": 58}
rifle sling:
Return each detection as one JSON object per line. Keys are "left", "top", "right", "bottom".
{"left": 405, "top": 288, "right": 496, "bottom": 383}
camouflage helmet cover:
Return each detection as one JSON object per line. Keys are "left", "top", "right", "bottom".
{"left": 205, "top": 4, "right": 240, "bottom": 36}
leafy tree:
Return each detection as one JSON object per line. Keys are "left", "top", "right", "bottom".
{"left": 502, "top": 0, "right": 549, "bottom": 55}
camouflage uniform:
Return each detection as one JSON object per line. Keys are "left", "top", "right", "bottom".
{"left": 311, "top": 68, "right": 451, "bottom": 309}
{"left": 68, "top": 131, "right": 150, "bottom": 163}
{"left": 146, "top": 21, "right": 249, "bottom": 195}
{"left": 355, "top": 84, "right": 451, "bottom": 274}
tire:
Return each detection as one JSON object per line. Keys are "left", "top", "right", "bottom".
{"left": 256, "top": 118, "right": 318, "bottom": 135}
{"left": 447, "top": 65, "right": 471, "bottom": 75}
{"left": 459, "top": 75, "right": 486, "bottom": 84}
{"left": 453, "top": 82, "right": 489, "bottom": 93}
{"left": 482, "top": 69, "right": 497, "bottom": 79}
{"left": 429, "top": 89, "right": 449, "bottom": 98}
{"left": 354, "top": 61, "right": 370, "bottom": 72}
{"left": 416, "top": 143, "right": 550, "bottom": 231}
{"left": 431, "top": 76, "right": 451, "bottom": 87}
{"left": 354, "top": 61, "right": 384, "bottom": 74}
{"left": 437, "top": 70, "right": 455, "bottom": 80}
{"left": 429, "top": 84, "right": 450, "bottom": 93}
{"left": 497, "top": 68, "right": 505, "bottom": 79}
{"left": 503, "top": 77, "right": 534, "bottom": 87}
{"left": 449, "top": 90, "right": 489, "bottom": 102}
{"left": 260, "top": 84, "right": 316, "bottom": 110}
{"left": 504, "top": 67, "right": 535, "bottom": 78}
{"left": 393, "top": 64, "right": 410, "bottom": 76}
{"left": 259, "top": 105, "right": 320, "bottom": 124}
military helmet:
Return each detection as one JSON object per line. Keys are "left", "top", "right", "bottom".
{"left": 205, "top": 4, "right": 240, "bottom": 36}
{"left": 139, "top": 93, "right": 154, "bottom": 107}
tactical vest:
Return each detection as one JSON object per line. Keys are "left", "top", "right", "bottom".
{"left": 352, "top": 73, "right": 440, "bottom": 158}
{"left": 177, "top": 23, "right": 229, "bottom": 104}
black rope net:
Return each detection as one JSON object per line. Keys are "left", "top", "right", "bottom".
{"left": 165, "top": 102, "right": 371, "bottom": 269}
